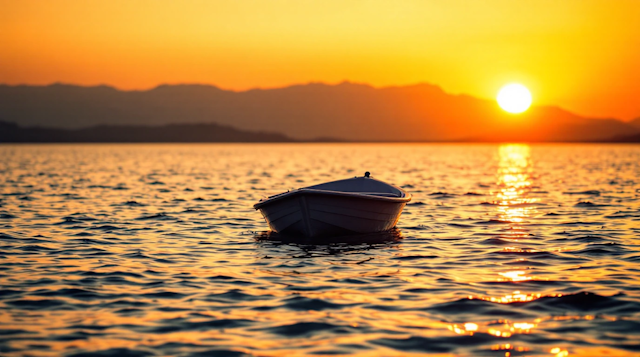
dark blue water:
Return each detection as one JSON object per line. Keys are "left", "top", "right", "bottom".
{"left": 1, "top": 143, "right": 639, "bottom": 356}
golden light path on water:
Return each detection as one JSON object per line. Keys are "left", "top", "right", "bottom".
{"left": 0, "top": 143, "right": 639, "bottom": 356}
{"left": 448, "top": 144, "right": 637, "bottom": 357}
{"left": 447, "top": 145, "right": 563, "bottom": 357}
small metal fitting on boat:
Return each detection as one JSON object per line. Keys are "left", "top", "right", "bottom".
{"left": 365, "top": 171, "right": 370, "bottom": 178}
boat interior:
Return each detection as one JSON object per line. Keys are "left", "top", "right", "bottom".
{"left": 306, "top": 177, "right": 405, "bottom": 197}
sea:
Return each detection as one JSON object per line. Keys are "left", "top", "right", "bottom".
{"left": 1, "top": 143, "right": 639, "bottom": 357}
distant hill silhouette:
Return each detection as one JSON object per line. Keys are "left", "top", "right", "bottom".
{"left": 0, "top": 121, "right": 296, "bottom": 143}
{"left": 598, "top": 132, "right": 640, "bottom": 143}
{"left": 1, "top": 82, "right": 638, "bottom": 142}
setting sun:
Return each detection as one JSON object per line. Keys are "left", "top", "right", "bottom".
{"left": 497, "top": 84, "right": 533, "bottom": 114}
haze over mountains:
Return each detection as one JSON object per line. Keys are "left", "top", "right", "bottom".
{"left": 1, "top": 82, "right": 638, "bottom": 142}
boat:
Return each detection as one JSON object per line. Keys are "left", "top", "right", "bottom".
{"left": 254, "top": 172, "right": 411, "bottom": 238}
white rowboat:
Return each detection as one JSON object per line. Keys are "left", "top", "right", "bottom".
{"left": 254, "top": 173, "right": 411, "bottom": 238}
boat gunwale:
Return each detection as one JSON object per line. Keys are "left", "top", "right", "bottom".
{"left": 253, "top": 188, "right": 411, "bottom": 210}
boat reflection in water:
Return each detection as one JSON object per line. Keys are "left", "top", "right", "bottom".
{"left": 254, "top": 227, "right": 403, "bottom": 255}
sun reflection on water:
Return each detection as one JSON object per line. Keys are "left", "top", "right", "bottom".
{"left": 468, "top": 290, "right": 563, "bottom": 304}
{"left": 495, "top": 144, "right": 539, "bottom": 223}
{"left": 498, "top": 270, "right": 533, "bottom": 282}
{"left": 444, "top": 145, "right": 582, "bottom": 355}
{"left": 449, "top": 314, "right": 589, "bottom": 356}
{"left": 551, "top": 347, "right": 570, "bottom": 357}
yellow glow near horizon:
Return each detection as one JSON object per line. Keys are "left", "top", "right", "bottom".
{"left": 497, "top": 84, "right": 533, "bottom": 114}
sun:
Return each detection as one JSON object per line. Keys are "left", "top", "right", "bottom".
{"left": 497, "top": 83, "right": 532, "bottom": 114}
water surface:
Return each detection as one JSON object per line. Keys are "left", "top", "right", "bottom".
{"left": 1, "top": 143, "right": 639, "bottom": 356}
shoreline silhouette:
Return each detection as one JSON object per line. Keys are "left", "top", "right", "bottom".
{"left": 1, "top": 120, "right": 639, "bottom": 143}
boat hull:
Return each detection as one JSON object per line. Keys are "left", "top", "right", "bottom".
{"left": 255, "top": 190, "right": 408, "bottom": 238}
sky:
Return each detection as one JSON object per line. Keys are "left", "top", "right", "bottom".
{"left": 1, "top": 0, "right": 639, "bottom": 120}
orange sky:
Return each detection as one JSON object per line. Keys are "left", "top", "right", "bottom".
{"left": 1, "top": 0, "right": 639, "bottom": 120}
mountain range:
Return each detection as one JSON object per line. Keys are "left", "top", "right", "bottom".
{"left": 1, "top": 82, "right": 639, "bottom": 142}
